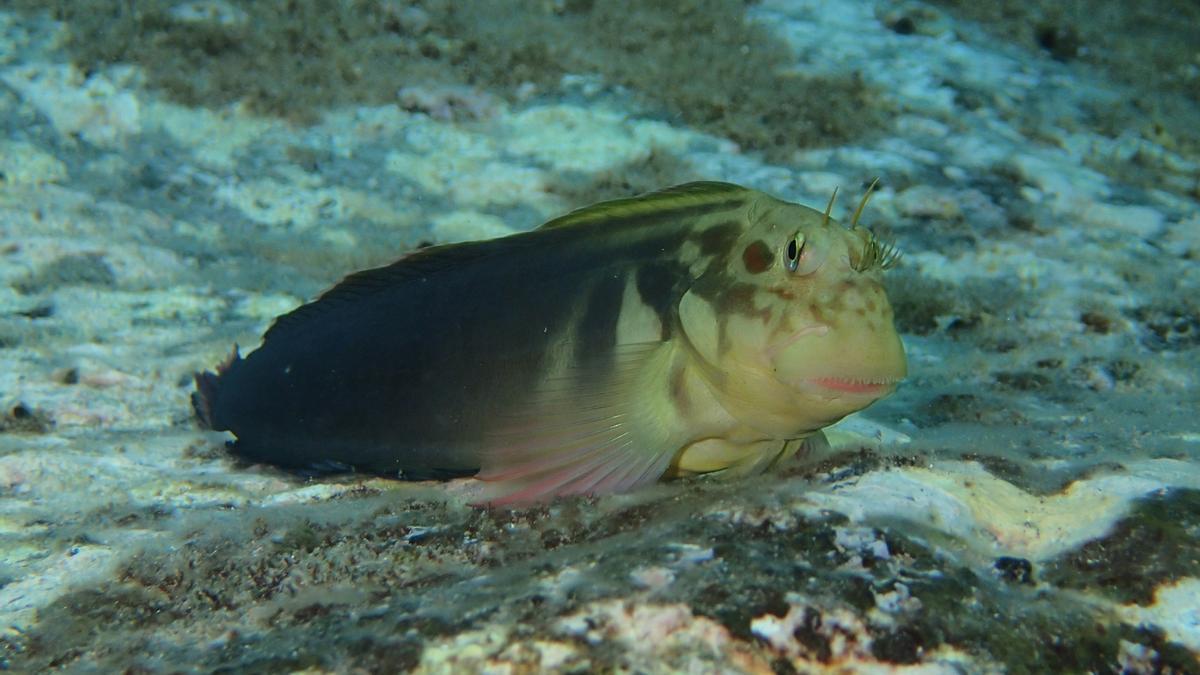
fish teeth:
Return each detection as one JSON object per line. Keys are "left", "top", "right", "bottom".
{"left": 821, "top": 376, "right": 900, "bottom": 385}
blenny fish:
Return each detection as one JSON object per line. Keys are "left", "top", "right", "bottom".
{"left": 194, "top": 182, "right": 906, "bottom": 504}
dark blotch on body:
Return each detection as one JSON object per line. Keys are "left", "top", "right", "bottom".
{"left": 635, "top": 263, "right": 688, "bottom": 339}
{"left": 696, "top": 221, "right": 741, "bottom": 256}
{"left": 573, "top": 274, "right": 626, "bottom": 364}
{"left": 720, "top": 283, "right": 768, "bottom": 321}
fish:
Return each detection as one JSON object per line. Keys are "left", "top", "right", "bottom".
{"left": 193, "top": 182, "right": 906, "bottom": 504}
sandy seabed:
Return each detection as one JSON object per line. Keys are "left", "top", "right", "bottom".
{"left": 0, "top": 1, "right": 1197, "bottom": 671}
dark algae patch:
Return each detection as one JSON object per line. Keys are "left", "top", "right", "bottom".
{"left": 11, "top": 252, "right": 116, "bottom": 294}
{"left": 544, "top": 150, "right": 699, "bottom": 210}
{"left": 9, "top": 0, "right": 452, "bottom": 123}
{"left": 6, "top": 476, "right": 1198, "bottom": 672}
{"left": 885, "top": 269, "right": 1028, "bottom": 341}
{"left": 1043, "top": 488, "right": 1200, "bottom": 605}
{"left": 0, "top": 2, "right": 1195, "bottom": 673}
{"left": 13, "top": 0, "right": 888, "bottom": 161}
{"left": 0, "top": 402, "right": 51, "bottom": 433}
{"left": 449, "top": 0, "right": 889, "bottom": 161}
{"left": 1126, "top": 299, "right": 1200, "bottom": 352}
{"left": 927, "top": 0, "right": 1200, "bottom": 96}
{"left": 927, "top": 0, "right": 1200, "bottom": 198}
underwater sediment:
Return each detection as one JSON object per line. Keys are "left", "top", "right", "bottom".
{"left": 0, "top": 0, "right": 1197, "bottom": 671}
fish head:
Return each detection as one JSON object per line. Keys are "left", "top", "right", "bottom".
{"left": 677, "top": 190, "right": 906, "bottom": 438}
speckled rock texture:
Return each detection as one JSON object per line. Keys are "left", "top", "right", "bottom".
{"left": 0, "top": 1, "right": 1197, "bottom": 672}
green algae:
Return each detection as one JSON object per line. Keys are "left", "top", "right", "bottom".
{"left": 925, "top": 0, "right": 1200, "bottom": 199}
{"left": 0, "top": 6, "right": 1194, "bottom": 674}
{"left": 12, "top": 252, "right": 116, "bottom": 294}
{"left": 1127, "top": 299, "right": 1200, "bottom": 352}
{"left": 11, "top": 0, "right": 889, "bottom": 162}
{"left": 0, "top": 402, "right": 51, "bottom": 433}
{"left": 915, "top": 391, "right": 1018, "bottom": 427}
{"left": 448, "top": 0, "right": 889, "bottom": 161}
{"left": 1043, "top": 488, "right": 1200, "bottom": 605}
{"left": 5, "top": 472, "right": 1197, "bottom": 672}
{"left": 925, "top": 0, "right": 1199, "bottom": 98}
{"left": 885, "top": 269, "right": 1027, "bottom": 341}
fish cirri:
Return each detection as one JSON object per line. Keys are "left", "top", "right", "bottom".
{"left": 193, "top": 182, "right": 906, "bottom": 504}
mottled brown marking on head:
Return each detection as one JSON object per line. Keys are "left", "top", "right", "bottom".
{"left": 808, "top": 302, "right": 826, "bottom": 324}
{"left": 715, "top": 283, "right": 772, "bottom": 331}
{"left": 696, "top": 222, "right": 741, "bottom": 256}
{"left": 720, "top": 282, "right": 772, "bottom": 324}
{"left": 865, "top": 298, "right": 877, "bottom": 312}
{"left": 741, "top": 240, "right": 773, "bottom": 274}
{"left": 767, "top": 285, "right": 794, "bottom": 300}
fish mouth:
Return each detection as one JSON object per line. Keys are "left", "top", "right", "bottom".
{"left": 799, "top": 376, "right": 901, "bottom": 397}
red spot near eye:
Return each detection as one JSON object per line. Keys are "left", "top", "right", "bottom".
{"left": 742, "top": 240, "right": 773, "bottom": 274}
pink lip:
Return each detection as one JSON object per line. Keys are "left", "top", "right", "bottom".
{"left": 807, "top": 377, "right": 898, "bottom": 395}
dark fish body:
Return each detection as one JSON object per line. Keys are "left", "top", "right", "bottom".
{"left": 200, "top": 210, "right": 694, "bottom": 478}
{"left": 195, "top": 183, "right": 906, "bottom": 503}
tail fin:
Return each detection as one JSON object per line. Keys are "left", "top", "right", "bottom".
{"left": 192, "top": 346, "right": 240, "bottom": 430}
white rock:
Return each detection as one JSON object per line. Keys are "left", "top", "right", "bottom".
{"left": 148, "top": 100, "right": 276, "bottom": 170}
{"left": 0, "top": 546, "right": 119, "bottom": 630}
{"left": 894, "top": 185, "right": 962, "bottom": 219}
{"left": 796, "top": 171, "right": 847, "bottom": 199}
{"left": 449, "top": 163, "right": 550, "bottom": 211}
{"left": 386, "top": 121, "right": 560, "bottom": 214}
{"left": 504, "top": 104, "right": 692, "bottom": 174}
{"left": 1078, "top": 201, "right": 1166, "bottom": 240}
{"left": 0, "top": 141, "right": 67, "bottom": 185}
{"left": 1010, "top": 152, "right": 1108, "bottom": 202}
{"left": 214, "top": 178, "right": 347, "bottom": 229}
{"left": 1, "top": 64, "right": 140, "bottom": 146}
{"left": 630, "top": 565, "right": 675, "bottom": 590}
{"left": 1121, "top": 577, "right": 1200, "bottom": 652}
{"left": 432, "top": 211, "right": 516, "bottom": 244}
{"left": 803, "top": 459, "right": 1200, "bottom": 561}
{"left": 1163, "top": 215, "right": 1199, "bottom": 258}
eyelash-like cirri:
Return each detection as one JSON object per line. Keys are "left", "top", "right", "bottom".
{"left": 852, "top": 232, "right": 902, "bottom": 272}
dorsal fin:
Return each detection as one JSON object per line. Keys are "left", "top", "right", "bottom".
{"left": 538, "top": 181, "right": 749, "bottom": 230}
{"left": 261, "top": 182, "right": 749, "bottom": 344}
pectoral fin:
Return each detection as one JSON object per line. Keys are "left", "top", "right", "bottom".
{"left": 475, "top": 341, "right": 684, "bottom": 505}
{"left": 670, "top": 431, "right": 832, "bottom": 479}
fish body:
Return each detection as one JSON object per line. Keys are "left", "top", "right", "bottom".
{"left": 194, "top": 182, "right": 906, "bottom": 503}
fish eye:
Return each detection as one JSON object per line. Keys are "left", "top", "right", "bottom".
{"left": 785, "top": 233, "right": 805, "bottom": 273}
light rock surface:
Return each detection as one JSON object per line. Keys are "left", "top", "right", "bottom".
{"left": 0, "top": 1, "right": 1196, "bottom": 672}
